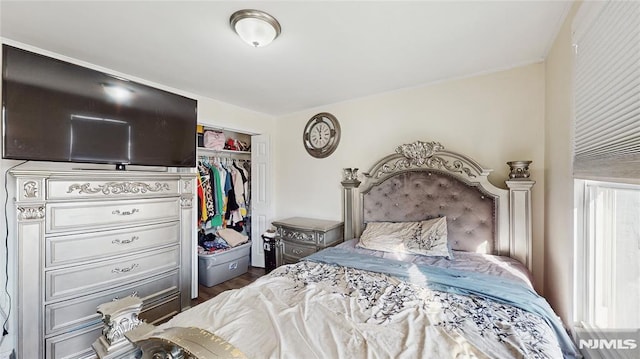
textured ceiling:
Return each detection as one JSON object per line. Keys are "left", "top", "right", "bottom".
{"left": 0, "top": 1, "right": 571, "bottom": 116}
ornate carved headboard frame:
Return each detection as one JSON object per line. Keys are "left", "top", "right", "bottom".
{"left": 341, "top": 141, "right": 535, "bottom": 270}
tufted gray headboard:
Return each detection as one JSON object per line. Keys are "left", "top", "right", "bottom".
{"left": 362, "top": 170, "right": 496, "bottom": 253}
{"left": 341, "top": 140, "right": 535, "bottom": 267}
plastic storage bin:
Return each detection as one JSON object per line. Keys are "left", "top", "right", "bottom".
{"left": 198, "top": 242, "right": 251, "bottom": 287}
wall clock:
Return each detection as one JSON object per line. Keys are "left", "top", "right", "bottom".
{"left": 303, "top": 112, "right": 341, "bottom": 158}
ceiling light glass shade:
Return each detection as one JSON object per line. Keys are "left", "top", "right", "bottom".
{"left": 102, "top": 84, "right": 133, "bottom": 102}
{"left": 230, "top": 9, "right": 281, "bottom": 48}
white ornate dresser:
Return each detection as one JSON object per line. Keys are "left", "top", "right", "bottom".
{"left": 9, "top": 168, "right": 195, "bottom": 359}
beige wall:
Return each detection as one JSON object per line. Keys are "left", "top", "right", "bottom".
{"left": 544, "top": 1, "right": 581, "bottom": 325}
{"left": 197, "top": 97, "right": 275, "bottom": 136}
{"left": 274, "top": 64, "right": 547, "bottom": 292}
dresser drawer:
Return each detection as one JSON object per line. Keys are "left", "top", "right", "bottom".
{"left": 45, "top": 323, "right": 101, "bottom": 359}
{"left": 45, "top": 246, "right": 180, "bottom": 301}
{"left": 46, "top": 197, "right": 180, "bottom": 233}
{"left": 46, "top": 222, "right": 180, "bottom": 267}
{"left": 282, "top": 241, "right": 315, "bottom": 260}
{"left": 45, "top": 270, "right": 180, "bottom": 335}
{"left": 47, "top": 178, "right": 180, "bottom": 200}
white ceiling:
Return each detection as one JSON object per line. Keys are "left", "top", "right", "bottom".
{"left": 0, "top": 1, "right": 571, "bottom": 117}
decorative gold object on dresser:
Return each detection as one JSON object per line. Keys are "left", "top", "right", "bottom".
{"left": 271, "top": 217, "right": 344, "bottom": 266}
{"left": 9, "top": 168, "right": 195, "bottom": 359}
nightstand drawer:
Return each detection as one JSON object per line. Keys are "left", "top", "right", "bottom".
{"left": 278, "top": 227, "right": 316, "bottom": 245}
{"left": 45, "top": 246, "right": 180, "bottom": 301}
{"left": 46, "top": 197, "right": 180, "bottom": 233}
{"left": 282, "top": 241, "right": 315, "bottom": 260}
{"left": 46, "top": 222, "right": 180, "bottom": 267}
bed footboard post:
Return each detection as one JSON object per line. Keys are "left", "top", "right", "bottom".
{"left": 506, "top": 161, "right": 535, "bottom": 271}
{"left": 342, "top": 168, "right": 361, "bottom": 241}
{"left": 92, "top": 296, "right": 144, "bottom": 359}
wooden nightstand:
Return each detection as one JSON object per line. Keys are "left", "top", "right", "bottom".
{"left": 272, "top": 217, "right": 344, "bottom": 266}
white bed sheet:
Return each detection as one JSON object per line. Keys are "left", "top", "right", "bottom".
{"left": 159, "top": 243, "right": 562, "bottom": 358}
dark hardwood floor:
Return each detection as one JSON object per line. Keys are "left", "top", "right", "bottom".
{"left": 191, "top": 266, "right": 266, "bottom": 306}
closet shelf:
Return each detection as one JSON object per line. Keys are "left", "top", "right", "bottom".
{"left": 197, "top": 147, "right": 251, "bottom": 156}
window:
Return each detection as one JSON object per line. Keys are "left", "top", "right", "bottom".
{"left": 575, "top": 180, "right": 640, "bottom": 329}
{"left": 572, "top": 0, "right": 640, "bottom": 335}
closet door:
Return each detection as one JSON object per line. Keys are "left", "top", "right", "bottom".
{"left": 250, "top": 134, "right": 272, "bottom": 267}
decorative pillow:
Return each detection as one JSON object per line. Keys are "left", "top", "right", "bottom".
{"left": 357, "top": 217, "right": 452, "bottom": 259}
{"left": 408, "top": 217, "right": 451, "bottom": 259}
{"left": 357, "top": 221, "right": 422, "bottom": 253}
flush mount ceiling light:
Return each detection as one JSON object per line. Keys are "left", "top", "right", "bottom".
{"left": 102, "top": 84, "right": 133, "bottom": 102}
{"left": 230, "top": 9, "right": 281, "bottom": 47}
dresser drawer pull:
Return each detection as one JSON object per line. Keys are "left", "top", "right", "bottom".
{"left": 112, "top": 291, "right": 138, "bottom": 301}
{"left": 111, "top": 263, "right": 139, "bottom": 273}
{"left": 292, "top": 248, "right": 304, "bottom": 255}
{"left": 112, "top": 208, "right": 140, "bottom": 216}
{"left": 112, "top": 236, "right": 139, "bottom": 245}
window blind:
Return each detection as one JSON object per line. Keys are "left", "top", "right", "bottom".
{"left": 573, "top": 0, "right": 640, "bottom": 182}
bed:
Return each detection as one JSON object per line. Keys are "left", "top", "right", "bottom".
{"left": 93, "top": 140, "right": 577, "bottom": 359}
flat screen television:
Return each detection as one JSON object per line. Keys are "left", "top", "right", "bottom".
{"left": 1, "top": 44, "right": 197, "bottom": 168}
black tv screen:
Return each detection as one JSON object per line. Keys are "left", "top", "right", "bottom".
{"left": 2, "top": 44, "right": 197, "bottom": 168}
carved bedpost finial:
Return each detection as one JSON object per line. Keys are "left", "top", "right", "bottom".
{"left": 342, "top": 168, "right": 360, "bottom": 183}
{"left": 507, "top": 160, "right": 532, "bottom": 180}
{"left": 93, "top": 296, "right": 144, "bottom": 358}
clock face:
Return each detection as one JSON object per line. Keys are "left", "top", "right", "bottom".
{"left": 309, "top": 122, "right": 331, "bottom": 149}
{"left": 303, "top": 112, "right": 340, "bottom": 158}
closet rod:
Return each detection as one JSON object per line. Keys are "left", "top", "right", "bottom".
{"left": 198, "top": 150, "right": 250, "bottom": 159}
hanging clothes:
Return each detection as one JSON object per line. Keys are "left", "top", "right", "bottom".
{"left": 196, "top": 173, "right": 206, "bottom": 225}
{"left": 209, "top": 165, "right": 224, "bottom": 227}
{"left": 231, "top": 166, "right": 245, "bottom": 205}
{"left": 197, "top": 155, "right": 251, "bottom": 232}
{"left": 198, "top": 162, "right": 215, "bottom": 217}
{"left": 234, "top": 161, "right": 250, "bottom": 212}
{"left": 242, "top": 161, "right": 251, "bottom": 205}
